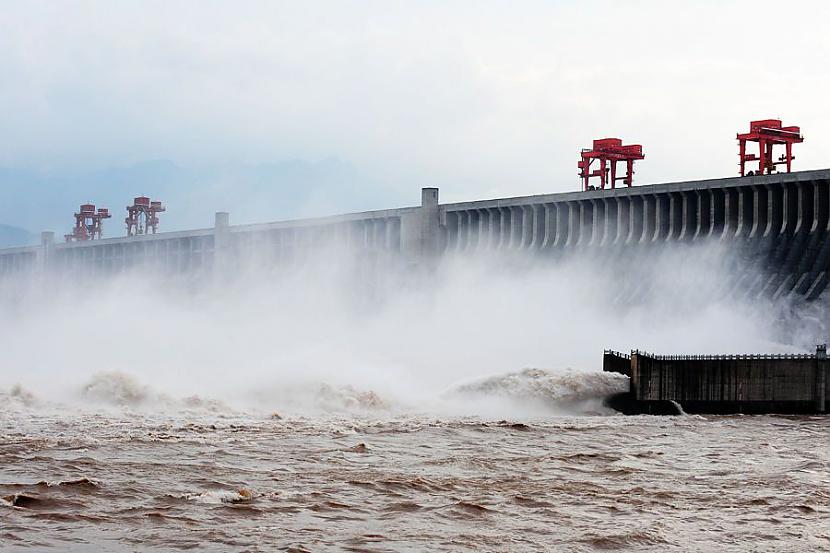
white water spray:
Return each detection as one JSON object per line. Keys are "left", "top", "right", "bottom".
{"left": 0, "top": 242, "right": 819, "bottom": 416}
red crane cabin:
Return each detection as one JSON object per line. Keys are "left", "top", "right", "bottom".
{"left": 64, "top": 204, "right": 111, "bottom": 242}
{"left": 737, "top": 119, "right": 803, "bottom": 177}
{"left": 578, "top": 138, "right": 645, "bottom": 191}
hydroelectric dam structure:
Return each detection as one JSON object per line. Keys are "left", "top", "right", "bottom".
{"left": 2, "top": 168, "right": 830, "bottom": 301}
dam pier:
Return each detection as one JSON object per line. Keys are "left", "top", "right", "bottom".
{"left": 604, "top": 346, "right": 829, "bottom": 415}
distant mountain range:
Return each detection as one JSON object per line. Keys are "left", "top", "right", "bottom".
{"left": 0, "top": 224, "right": 35, "bottom": 248}
{"left": 0, "top": 159, "right": 402, "bottom": 237}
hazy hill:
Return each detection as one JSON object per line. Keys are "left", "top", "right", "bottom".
{"left": 0, "top": 224, "right": 35, "bottom": 248}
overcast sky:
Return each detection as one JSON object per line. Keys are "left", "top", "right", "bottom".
{"left": 1, "top": 0, "right": 828, "bottom": 228}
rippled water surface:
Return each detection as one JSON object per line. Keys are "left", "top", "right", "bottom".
{"left": 3, "top": 403, "right": 829, "bottom": 552}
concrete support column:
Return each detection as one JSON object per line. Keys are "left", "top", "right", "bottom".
{"left": 603, "top": 197, "right": 617, "bottom": 245}
{"left": 400, "top": 188, "right": 441, "bottom": 260}
{"left": 467, "top": 210, "right": 480, "bottom": 250}
{"left": 704, "top": 190, "right": 714, "bottom": 239}
{"left": 541, "top": 204, "right": 557, "bottom": 248}
{"left": 816, "top": 344, "right": 827, "bottom": 413}
{"left": 554, "top": 203, "right": 569, "bottom": 248}
{"left": 445, "top": 211, "right": 459, "bottom": 250}
{"left": 38, "top": 231, "right": 55, "bottom": 273}
{"left": 725, "top": 189, "right": 740, "bottom": 240}
{"left": 565, "top": 203, "right": 580, "bottom": 248}
{"left": 615, "top": 197, "right": 630, "bottom": 246}
{"left": 749, "top": 186, "right": 766, "bottom": 240}
{"left": 793, "top": 183, "right": 806, "bottom": 235}
{"left": 640, "top": 195, "right": 655, "bottom": 244}
{"left": 510, "top": 206, "right": 523, "bottom": 248}
{"left": 631, "top": 352, "right": 642, "bottom": 401}
{"left": 771, "top": 185, "right": 784, "bottom": 236}
{"left": 457, "top": 211, "right": 469, "bottom": 251}
{"left": 420, "top": 187, "right": 441, "bottom": 257}
{"left": 679, "top": 191, "right": 695, "bottom": 242}
{"left": 709, "top": 190, "right": 723, "bottom": 237}
{"left": 522, "top": 205, "right": 534, "bottom": 248}
{"left": 591, "top": 199, "right": 605, "bottom": 246}
{"left": 497, "top": 208, "right": 509, "bottom": 250}
{"left": 782, "top": 184, "right": 795, "bottom": 236}
{"left": 667, "top": 193, "right": 680, "bottom": 240}
{"left": 489, "top": 210, "right": 501, "bottom": 250}
{"left": 736, "top": 187, "right": 754, "bottom": 240}
{"left": 654, "top": 194, "right": 670, "bottom": 242}
{"left": 530, "top": 204, "right": 544, "bottom": 249}
{"left": 578, "top": 201, "right": 593, "bottom": 247}
{"left": 475, "top": 209, "right": 488, "bottom": 250}
{"left": 214, "top": 211, "right": 231, "bottom": 274}
{"left": 484, "top": 208, "right": 494, "bottom": 250}
{"left": 629, "top": 196, "right": 644, "bottom": 244}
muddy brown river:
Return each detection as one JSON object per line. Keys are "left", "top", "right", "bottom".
{"left": 2, "top": 376, "right": 829, "bottom": 552}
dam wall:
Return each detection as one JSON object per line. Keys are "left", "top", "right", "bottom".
{"left": 2, "top": 169, "right": 830, "bottom": 299}
{"left": 604, "top": 347, "right": 829, "bottom": 414}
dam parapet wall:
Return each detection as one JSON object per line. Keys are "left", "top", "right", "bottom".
{"left": 2, "top": 169, "right": 830, "bottom": 299}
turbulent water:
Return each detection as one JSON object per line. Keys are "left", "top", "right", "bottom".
{"left": 2, "top": 371, "right": 829, "bottom": 552}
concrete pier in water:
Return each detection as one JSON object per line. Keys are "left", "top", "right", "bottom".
{"left": 1, "top": 168, "right": 830, "bottom": 300}
{"left": 604, "top": 347, "right": 829, "bottom": 415}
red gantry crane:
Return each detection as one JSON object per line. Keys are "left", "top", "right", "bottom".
{"left": 737, "top": 119, "right": 803, "bottom": 176}
{"left": 65, "top": 203, "right": 111, "bottom": 242}
{"left": 578, "top": 138, "right": 645, "bottom": 191}
{"left": 126, "top": 196, "right": 165, "bottom": 236}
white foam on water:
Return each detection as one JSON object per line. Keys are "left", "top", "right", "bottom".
{"left": 184, "top": 489, "right": 254, "bottom": 505}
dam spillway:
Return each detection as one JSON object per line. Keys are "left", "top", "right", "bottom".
{"left": 2, "top": 168, "right": 830, "bottom": 300}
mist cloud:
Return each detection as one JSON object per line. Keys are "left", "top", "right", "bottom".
{"left": 0, "top": 242, "right": 816, "bottom": 417}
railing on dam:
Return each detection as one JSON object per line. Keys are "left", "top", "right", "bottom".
{"left": 2, "top": 168, "right": 830, "bottom": 299}
{"left": 629, "top": 351, "right": 818, "bottom": 361}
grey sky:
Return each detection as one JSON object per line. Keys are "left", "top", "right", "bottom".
{"left": 1, "top": 0, "right": 828, "bottom": 233}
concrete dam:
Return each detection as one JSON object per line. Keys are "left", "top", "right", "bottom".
{"left": 2, "top": 168, "right": 830, "bottom": 301}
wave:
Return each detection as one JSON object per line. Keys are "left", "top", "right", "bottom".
{"left": 0, "top": 478, "right": 100, "bottom": 512}
{"left": 77, "top": 371, "right": 232, "bottom": 413}
{"left": 2, "top": 493, "right": 43, "bottom": 509}
{"left": 184, "top": 489, "right": 254, "bottom": 505}
{"left": 34, "top": 478, "right": 99, "bottom": 489}
{"left": 82, "top": 371, "right": 149, "bottom": 405}
{"left": 244, "top": 380, "right": 392, "bottom": 415}
{"left": 446, "top": 368, "right": 629, "bottom": 416}
{"left": 579, "top": 527, "right": 674, "bottom": 549}
{"left": 5, "top": 368, "right": 627, "bottom": 418}
{"left": 0, "top": 384, "right": 38, "bottom": 407}
{"left": 75, "top": 371, "right": 390, "bottom": 415}
{"left": 312, "top": 383, "right": 389, "bottom": 412}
